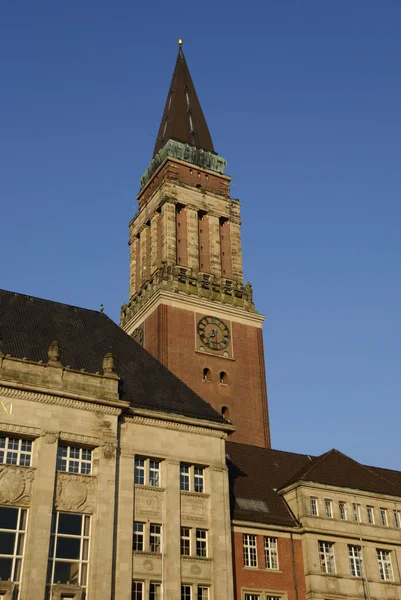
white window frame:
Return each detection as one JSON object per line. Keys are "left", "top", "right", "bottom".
{"left": 195, "top": 529, "right": 207, "bottom": 558}
{"left": 180, "top": 464, "right": 205, "bottom": 493}
{"left": 132, "top": 581, "right": 144, "bottom": 599}
{"left": 243, "top": 534, "right": 257, "bottom": 567}
{"left": 133, "top": 522, "right": 144, "bottom": 552}
{"left": 48, "top": 512, "right": 90, "bottom": 589}
{"left": 181, "top": 527, "right": 191, "bottom": 556}
{"left": 367, "top": 506, "right": 375, "bottom": 524}
{"left": 377, "top": 549, "right": 394, "bottom": 581}
{"left": 150, "top": 582, "right": 162, "bottom": 600}
{"left": 0, "top": 436, "right": 32, "bottom": 467}
{"left": 197, "top": 586, "right": 209, "bottom": 600}
{"left": 0, "top": 506, "right": 27, "bottom": 586}
{"left": 264, "top": 536, "right": 279, "bottom": 570}
{"left": 134, "top": 457, "right": 161, "bottom": 487}
{"left": 324, "top": 499, "right": 333, "bottom": 518}
{"left": 339, "top": 502, "right": 347, "bottom": 520}
{"left": 244, "top": 595, "right": 260, "bottom": 600}
{"left": 352, "top": 502, "right": 361, "bottom": 523}
{"left": 318, "top": 541, "right": 336, "bottom": 574}
{"left": 181, "top": 584, "right": 192, "bottom": 600}
{"left": 380, "top": 508, "right": 388, "bottom": 527}
{"left": 56, "top": 444, "right": 92, "bottom": 475}
{"left": 393, "top": 509, "right": 400, "bottom": 528}
{"left": 149, "top": 524, "right": 162, "bottom": 553}
{"left": 348, "top": 544, "right": 363, "bottom": 577}
{"left": 310, "top": 497, "right": 318, "bottom": 516}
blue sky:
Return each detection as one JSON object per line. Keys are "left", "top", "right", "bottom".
{"left": 1, "top": 1, "right": 400, "bottom": 468}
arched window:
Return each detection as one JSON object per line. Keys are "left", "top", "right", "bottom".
{"left": 219, "top": 371, "right": 228, "bottom": 385}
{"left": 221, "top": 406, "right": 230, "bottom": 420}
{"left": 202, "top": 368, "right": 211, "bottom": 382}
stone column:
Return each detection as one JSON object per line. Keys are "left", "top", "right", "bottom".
{"left": 209, "top": 461, "right": 234, "bottom": 599}
{"left": 140, "top": 227, "right": 147, "bottom": 284}
{"left": 21, "top": 431, "right": 58, "bottom": 600}
{"left": 114, "top": 452, "right": 135, "bottom": 600}
{"left": 208, "top": 214, "right": 222, "bottom": 279}
{"left": 162, "top": 202, "right": 176, "bottom": 266}
{"left": 129, "top": 233, "right": 137, "bottom": 298}
{"left": 164, "top": 459, "right": 181, "bottom": 599}
{"left": 186, "top": 208, "right": 199, "bottom": 271}
{"left": 150, "top": 214, "right": 159, "bottom": 275}
{"left": 230, "top": 220, "right": 243, "bottom": 283}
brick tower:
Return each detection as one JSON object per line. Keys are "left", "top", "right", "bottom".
{"left": 121, "top": 42, "right": 271, "bottom": 448}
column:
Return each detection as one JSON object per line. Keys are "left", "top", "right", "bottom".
{"left": 114, "top": 453, "right": 135, "bottom": 600}
{"left": 150, "top": 214, "right": 159, "bottom": 275}
{"left": 164, "top": 460, "right": 181, "bottom": 599}
{"left": 140, "top": 227, "right": 147, "bottom": 284}
{"left": 208, "top": 214, "right": 222, "bottom": 279}
{"left": 186, "top": 208, "right": 199, "bottom": 271}
{"left": 230, "top": 221, "right": 243, "bottom": 283}
{"left": 162, "top": 202, "right": 176, "bottom": 265}
{"left": 21, "top": 431, "right": 58, "bottom": 600}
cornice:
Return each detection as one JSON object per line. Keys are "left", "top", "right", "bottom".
{"left": 0, "top": 422, "right": 41, "bottom": 437}
{"left": 279, "top": 481, "right": 401, "bottom": 502}
{"left": 0, "top": 385, "right": 122, "bottom": 415}
{"left": 124, "top": 414, "right": 231, "bottom": 438}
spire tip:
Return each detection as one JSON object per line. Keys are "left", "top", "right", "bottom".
{"left": 178, "top": 38, "right": 183, "bottom": 47}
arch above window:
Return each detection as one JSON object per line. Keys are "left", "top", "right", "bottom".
{"left": 202, "top": 368, "right": 211, "bottom": 382}
{"left": 219, "top": 371, "right": 228, "bottom": 385}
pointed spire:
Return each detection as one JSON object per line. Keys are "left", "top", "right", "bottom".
{"left": 153, "top": 41, "right": 215, "bottom": 157}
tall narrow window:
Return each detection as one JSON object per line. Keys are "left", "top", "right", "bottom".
{"left": 202, "top": 368, "right": 210, "bottom": 382}
{"left": 181, "top": 527, "right": 191, "bottom": 556}
{"left": 134, "top": 458, "right": 145, "bottom": 485}
{"left": 352, "top": 503, "right": 361, "bottom": 523}
{"left": 377, "top": 549, "right": 394, "bottom": 581}
{"left": 180, "top": 465, "right": 190, "bottom": 491}
{"left": 149, "top": 461, "right": 160, "bottom": 487}
{"left": 318, "top": 541, "right": 336, "bottom": 574}
{"left": 325, "top": 499, "right": 333, "bottom": 518}
{"left": 196, "top": 529, "right": 207, "bottom": 557}
{"left": 56, "top": 445, "right": 92, "bottom": 475}
{"left": 219, "top": 371, "right": 228, "bottom": 385}
{"left": 380, "top": 508, "right": 388, "bottom": 527}
{"left": 264, "top": 536, "right": 278, "bottom": 569}
{"left": 132, "top": 581, "right": 144, "bottom": 600}
{"left": 133, "top": 523, "right": 144, "bottom": 552}
{"left": 367, "top": 506, "right": 375, "bottom": 524}
{"left": 0, "top": 436, "right": 32, "bottom": 467}
{"left": 197, "top": 586, "right": 209, "bottom": 600}
{"left": 393, "top": 510, "right": 400, "bottom": 528}
{"left": 134, "top": 457, "right": 161, "bottom": 487}
{"left": 243, "top": 534, "right": 257, "bottom": 567}
{"left": 310, "top": 498, "right": 318, "bottom": 516}
{"left": 150, "top": 524, "right": 161, "bottom": 553}
{"left": 348, "top": 545, "right": 363, "bottom": 577}
{"left": 150, "top": 582, "right": 161, "bottom": 600}
{"left": 47, "top": 512, "right": 90, "bottom": 589}
{"left": 194, "top": 467, "right": 204, "bottom": 493}
{"left": 339, "top": 502, "right": 347, "bottom": 520}
{"left": 182, "top": 585, "right": 192, "bottom": 600}
{"left": 0, "top": 506, "right": 27, "bottom": 587}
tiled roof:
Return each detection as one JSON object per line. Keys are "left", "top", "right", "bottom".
{"left": 281, "top": 448, "right": 401, "bottom": 497}
{"left": 153, "top": 46, "right": 215, "bottom": 157}
{"left": 0, "top": 289, "right": 226, "bottom": 425}
{"left": 226, "top": 441, "right": 311, "bottom": 526}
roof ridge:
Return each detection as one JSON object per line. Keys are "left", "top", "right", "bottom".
{"left": 0, "top": 288, "right": 105, "bottom": 318}
{"left": 226, "top": 441, "right": 311, "bottom": 459}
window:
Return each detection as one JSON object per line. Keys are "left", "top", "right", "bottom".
{"left": 56, "top": 445, "right": 92, "bottom": 475}
{"left": 181, "top": 527, "right": 191, "bottom": 556}
{"left": 182, "top": 585, "right": 191, "bottom": 600}
{"left": 367, "top": 506, "right": 375, "bottom": 524}
{"left": 202, "top": 368, "right": 210, "bottom": 382}
{"left": 318, "top": 541, "right": 336, "bottom": 574}
{"left": 267, "top": 597, "right": 281, "bottom": 600}
{"left": 197, "top": 586, "right": 209, "bottom": 600}
{"left": 150, "top": 524, "right": 161, "bottom": 553}
{"left": 377, "top": 549, "right": 394, "bottom": 581}
{"left": 244, "top": 595, "right": 260, "bottom": 600}
{"left": 243, "top": 534, "right": 257, "bottom": 567}
{"left": 47, "top": 512, "right": 90, "bottom": 589}
{"left": 0, "top": 506, "right": 27, "bottom": 585}
{"left": 180, "top": 464, "right": 205, "bottom": 493}
{"left": 348, "top": 545, "right": 363, "bottom": 577}
{"left": 264, "top": 536, "right": 278, "bottom": 569}
{"left": 133, "top": 523, "right": 144, "bottom": 551}
{"left": 150, "top": 582, "right": 161, "bottom": 600}
{"left": 132, "top": 581, "right": 144, "bottom": 599}
{"left": 324, "top": 499, "right": 333, "bottom": 518}
{"left": 339, "top": 502, "right": 347, "bottom": 520}
{"left": 196, "top": 529, "right": 207, "bottom": 557}
{"left": 393, "top": 510, "right": 400, "bottom": 528}
{"left": 380, "top": 508, "right": 388, "bottom": 527}
{"left": 0, "top": 436, "right": 32, "bottom": 467}
{"left": 134, "top": 457, "right": 161, "bottom": 487}
{"left": 310, "top": 497, "right": 318, "bottom": 516}
{"left": 352, "top": 503, "right": 361, "bottom": 523}
{"left": 219, "top": 371, "right": 228, "bottom": 384}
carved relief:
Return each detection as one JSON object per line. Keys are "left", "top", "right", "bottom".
{"left": 0, "top": 466, "right": 35, "bottom": 506}
{"left": 102, "top": 439, "right": 117, "bottom": 459}
{"left": 181, "top": 495, "right": 207, "bottom": 521}
{"left": 135, "top": 489, "right": 161, "bottom": 515}
{"left": 41, "top": 429, "right": 59, "bottom": 444}
{"left": 143, "top": 559, "right": 154, "bottom": 571}
{"left": 55, "top": 474, "right": 96, "bottom": 513}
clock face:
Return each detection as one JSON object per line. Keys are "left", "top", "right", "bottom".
{"left": 197, "top": 316, "right": 230, "bottom": 351}
{"left": 132, "top": 326, "right": 144, "bottom": 347}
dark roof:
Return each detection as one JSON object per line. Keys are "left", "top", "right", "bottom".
{"left": 226, "top": 441, "right": 311, "bottom": 526}
{"left": 0, "top": 289, "right": 226, "bottom": 425}
{"left": 369, "top": 466, "right": 401, "bottom": 489}
{"left": 153, "top": 46, "right": 215, "bottom": 157}
{"left": 281, "top": 448, "right": 401, "bottom": 497}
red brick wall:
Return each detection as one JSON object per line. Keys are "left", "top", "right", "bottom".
{"left": 143, "top": 304, "right": 270, "bottom": 448}
{"left": 232, "top": 532, "right": 306, "bottom": 600}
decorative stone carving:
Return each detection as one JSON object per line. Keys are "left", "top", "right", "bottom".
{"left": 0, "top": 466, "right": 35, "bottom": 506}
{"left": 41, "top": 429, "right": 59, "bottom": 444}
{"left": 191, "top": 564, "right": 201, "bottom": 575}
{"left": 56, "top": 474, "right": 95, "bottom": 513}
{"left": 135, "top": 489, "right": 161, "bottom": 515}
{"left": 48, "top": 340, "right": 61, "bottom": 365}
{"left": 102, "top": 438, "right": 117, "bottom": 459}
{"left": 181, "top": 495, "right": 207, "bottom": 521}
{"left": 103, "top": 353, "right": 118, "bottom": 379}
{"left": 143, "top": 559, "right": 154, "bottom": 571}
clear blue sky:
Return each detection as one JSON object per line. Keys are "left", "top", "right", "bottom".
{"left": 1, "top": 1, "right": 400, "bottom": 469}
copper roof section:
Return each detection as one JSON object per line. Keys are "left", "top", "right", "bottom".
{"left": 153, "top": 45, "right": 215, "bottom": 157}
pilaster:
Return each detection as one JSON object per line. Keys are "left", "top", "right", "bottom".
{"left": 187, "top": 208, "right": 199, "bottom": 271}
{"left": 164, "top": 459, "right": 181, "bottom": 599}
{"left": 150, "top": 214, "right": 159, "bottom": 275}
{"left": 162, "top": 202, "right": 177, "bottom": 265}
{"left": 114, "top": 452, "right": 135, "bottom": 600}
{"left": 140, "top": 227, "right": 147, "bottom": 284}
{"left": 230, "top": 221, "right": 243, "bottom": 283}
{"left": 208, "top": 214, "right": 222, "bottom": 280}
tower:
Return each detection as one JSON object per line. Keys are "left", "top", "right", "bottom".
{"left": 121, "top": 43, "right": 271, "bottom": 448}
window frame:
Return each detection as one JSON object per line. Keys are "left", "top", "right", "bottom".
{"left": 181, "top": 584, "right": 192, "bottom": 600}
{"left": 180, "top": 464, "right": 205, "bottom": 493}
{"left": 181, "top": 527, "right": 191, "bottom": 556}
{"left": 264, "top": 536, "right": 279, "bottom": 570}
{"left": 367, "top": 506, "right": 375, "bottom": 525}
{"left": 380, "top": 508, "right": 388, "bottom": 527}
{"left": 352, "top": 502, "right": 361, "bottom": 523}
{"left": 318, "top": 540, "right": 336, "bottom": 574}
{"left": 132, "top": 581, "right": 144, "bottom": 599}
{"left": 0, "top": 435, "right": 32, "bottom": 467}
{"left": 310, "top": 497, "right": 318, "bottom": 516}
{"left": 339, "top": 501, "right": 347, "bottom": 520}
{"left": 195, "top": 529, "right": 208, "bottom": 558}
{"left": 324, "top": 499, "right": 333, "bottom": 518}
{"left": 0, "top": 506, "right": 28, "bottom": 586}
{"left": 149, "top": 523, "right": 162, "bottom": 553}
{"left": 134, "top": 457, "right": 161, "bottom": 488}
{"left": 393, "top": 509, "right": 400, "bottom": 529}
{"left": 56, "top": 444, "right": 92, "bottom": 475}
{"left": 377, "top": 549, "right": 394, "bottom": 581}
{"left": 197, "top": 585, "right": 209, "bottom": 600}
{"left": 133, "top": 522, "right": 145, "bottom": 552}
{"left": 348, "top": 544, "right": 363, "bottom": 577}
{"left": 243, "top": 533, "right": 257, "bottom": 568}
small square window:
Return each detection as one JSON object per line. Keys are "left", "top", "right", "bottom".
{"left": 57, "top": 445, "right": 92, "bottom": 475}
